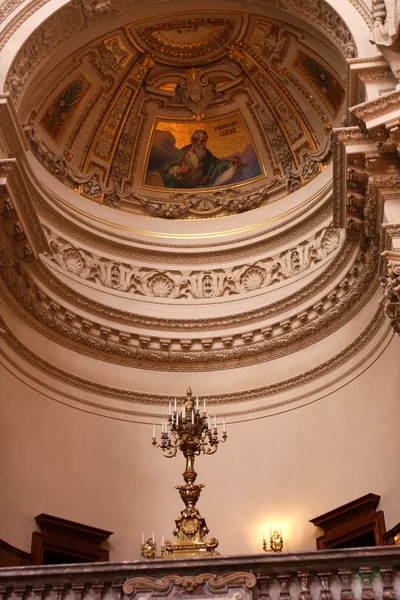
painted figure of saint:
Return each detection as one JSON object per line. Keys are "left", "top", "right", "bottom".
{"left": 159, "top": 130, "right": 241, "bottom": 188}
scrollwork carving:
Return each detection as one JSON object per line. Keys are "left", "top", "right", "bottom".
{"left": 123, "top": 572, "right": 257, "bottom": 597}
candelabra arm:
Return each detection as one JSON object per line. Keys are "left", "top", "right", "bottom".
{"left": 162, "top": 446, "right": 178, "bottom": 458}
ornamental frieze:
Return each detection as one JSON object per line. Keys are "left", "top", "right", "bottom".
{"left": 0, "top": 228, "right": 379, "bottom": 369}
{"left": 43, "top": 225, "right": 344, "bottom": 299}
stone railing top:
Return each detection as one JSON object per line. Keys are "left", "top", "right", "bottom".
{"left": 1, "top": 547, "right": 400, "bottom": 586}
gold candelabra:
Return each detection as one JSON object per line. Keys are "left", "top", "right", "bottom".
{"left": 151, "top": 386, "right": 227, "bottom": 559}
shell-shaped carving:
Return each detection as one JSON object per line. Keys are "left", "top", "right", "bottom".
{"left": 321, "top": 228, "right": 341, "bottom": 253}
{"left": 241, "top": 266, "right": 266, "bottom": 291}
{"left": 147, "top": 274, "right": 173, "bottom": 297}
{"left": 63, "top": 249, "right": 84, "bottom": 275}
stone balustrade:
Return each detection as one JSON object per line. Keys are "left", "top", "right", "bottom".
{"left": 1, "top": 548, "right": 400, "bottom": 600}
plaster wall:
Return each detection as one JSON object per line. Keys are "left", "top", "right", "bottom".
{"left": 1, "top": 332, "right": 400, "bottom": 560}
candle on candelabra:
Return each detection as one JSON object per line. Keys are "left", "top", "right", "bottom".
{"left": 223, "top": 420, "right": 226, "bottom": 432}
{"left": 182, "top": 404, "right": 186, "bottom": 419}
{"left": 262, "top": 526, "right": 265, "bottom": 542}
{"left": 214, "top": 414, "right": 217, "bottom": 428}
{"left": 203, "top": 399, "right": 206, "bottom": 414}
{"left": 174, "top": 398, "right": 177, "bottom": 413}
{"left": 191, "top": 411, "right": 194, "bottom": 425}
{"left": 153, "top": 425, "right": 156, "bottom": 439}
{"left": 169, "top": 402, "right": 172, "bottom": 415}
{"left": 176, "top": 411, "right": 178, "bottom": 426}
{"left": 152, "top": 531, "right": 155, "bottom": 543}
{"left": 207, "top": 415, "right": 211, "bottom": 430}
{"left": 269, "top": 523, "right": 272, "bottom": 538}
{"left": 162, "top": 534, "right": 164, "bottom": 546}
{"left": 142, "top": 532, "right": 144, "bottom": 545}
{"left": 196, "top": 396, "right": 199, "bottom": 410}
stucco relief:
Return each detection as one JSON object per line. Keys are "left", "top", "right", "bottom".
{"left": 279, "top": 0, "right": 357, "bottom": 58}
{"left": 370, "top": 0, "right": 400, "bottom": 47}
{"left": 0, "top": 239, "right": 378, "bottom": 368}
{"left": 4, "top": 5, "right": 85, "bottom": 103}
{"left": 44, "top": 226, "right": 344, "bottom": 299}
{"left": 380, "top": 251, "right": 400, "bottom": 334}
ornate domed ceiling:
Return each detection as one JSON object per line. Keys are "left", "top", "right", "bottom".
{"left": 14, "top": 8, "right": 347, "bottom": 218}
{"left": 2, "top": 0, "right": 398, "bottom": 422}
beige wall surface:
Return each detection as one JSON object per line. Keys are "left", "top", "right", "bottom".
{"left": 1, "top": 333, "right": 400, "bottom": 560}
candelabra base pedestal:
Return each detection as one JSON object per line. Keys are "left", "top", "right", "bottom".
{"left": 164, "top": 540, "right": 219, "bottom": 559}
{"left": 163, "top": 507, "right": 219, "bottom": 560}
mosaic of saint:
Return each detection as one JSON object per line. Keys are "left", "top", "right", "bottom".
{"left": 143, "top": 113, "right": 263, "bottom": 190}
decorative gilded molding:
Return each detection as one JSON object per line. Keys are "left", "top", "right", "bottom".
{"left": 43, "top": 225, "right": 344, "bottom": 299}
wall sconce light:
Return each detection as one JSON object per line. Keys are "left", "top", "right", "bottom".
{"left": 262, "top": 523, "right": 283, "bottom": 552}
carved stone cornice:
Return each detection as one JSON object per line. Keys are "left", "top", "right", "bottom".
{"left": 351, "top": 90, "right": 400, "bottom": 127}
{"left": 381, "top": 223, "right": 400, "bottom": 251}
{"left": 41, "top": 198, "right": 333, "bottom": 265}
{"left": 380, "top": 250, "right": 400, "bottom": 334}
{"left": 0, "top": 303, "right": 388, "bottom": 417}
{"left": 332, "top": 124, "right": 400, "bottom": 236}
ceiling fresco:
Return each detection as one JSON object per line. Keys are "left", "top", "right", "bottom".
{"left": 20, "top": 10, "right": 346, "bottom": 219}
